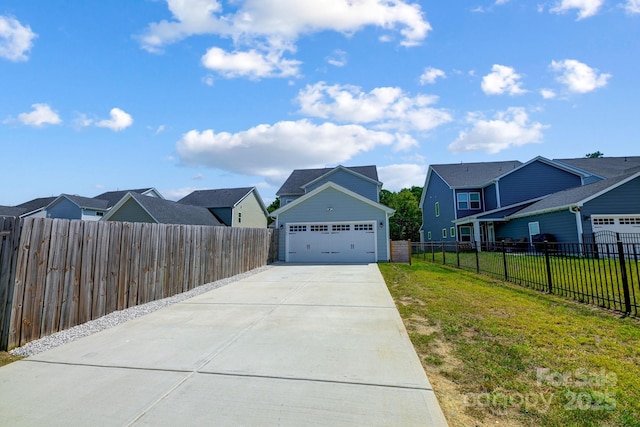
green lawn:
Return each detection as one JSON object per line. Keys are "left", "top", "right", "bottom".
{"left": 379, "top": 258, "right": 640, "bottom": 427}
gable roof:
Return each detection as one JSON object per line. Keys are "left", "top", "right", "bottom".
{"left": 0, "top": 206, "right": 26, "bottom": 217}
{"left": 179, "top": 187, "right": 256, "bottom": 208}
{"left": 271, "top": 181, "right": 394, "bottom": 217}
{"left": 276, "top": 165, "right": 379, "bottom": 196}
{"left": 14, "top": 197, "right": 56, "bottom": 214}
{"left": 553, "top": 156, "right": 640, "bottom": 179}
{"left": 493, "top": 156, "right": 590, "bottom": 181}
{"left": 49, "top": 194, "right": 110, "bottom": 211}
{"left": 103, "top": 192, "right": 223, "bottom": 226}
{"left": 94, "top": 188, "right": 161, "bottom": 208}
{"left": 430, "top": 160, "right": 522, "bottom": 188}
{"left": 507, "top": 169, "right": 640, "bottom": 219}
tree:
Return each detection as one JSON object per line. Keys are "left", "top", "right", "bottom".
{"left": 266, "top": 197, "right": 280, "bottom": 225}
{"left": 379, "top": 187, "right": 422, "bottom": 241}
{"left": 586, "top": 151, "right": 604, "bottom": 158}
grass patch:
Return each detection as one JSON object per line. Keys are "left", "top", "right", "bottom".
{"left": 0, "top": 352, "right": 22, "bottom": 368}
{"left": 380, "top": 258, "right": 640, "bottom": 427}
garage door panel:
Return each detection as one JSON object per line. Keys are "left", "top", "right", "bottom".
{"left": 287, "top": 222, "right": 376, "bottom": 263}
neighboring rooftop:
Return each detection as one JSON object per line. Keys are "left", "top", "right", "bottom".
{"left": 277, "top": 165, "right": 379, "bottom": 196}
{"left": 178, "top": 187, "right": 255, "bottom": 208}
{"left": 126, "top": 193, "right": 223, "bottom": 226}
{"left": 554, "top": 156, "right": 640, "bottom": 179}
{"left": 57, "top": 194, "right": 110, "bottom": 211}
{"left": 0, "top": 206, "right": 26, "bottom": 218}
{"left": 94, "top": 188, "right": 157, "bottom": 208}
{"left": 14, "top": 197, "right": 56, "bottom": 214}
{"left": 431, "top": 161, "right": 523, "bottom": 188}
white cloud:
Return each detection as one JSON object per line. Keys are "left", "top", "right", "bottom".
{"left": 550, "top": 59, "right": 611, "bottom": 93}
{"left": 550, "top": 0, "right": 604, "bottom": 19}
{"left": 378, "top": 164, "right": 426, "bottom": 191}
{"left": 0, "top": 15, "right": 37, "bottom": 62}
{"left": 419, "top": 67, "right": 446, "bottom": 85}
{"left": 327, "top": 49, "right": 347, "bottom": 67}
{"left": 16, "top": 104, "right": 62, "bottom": 127}
{"left": 540, "top": 89, "right": 557, "bottom": 99}
{"left": 448, "top": 107, "right": 547, "bottom": 154}
{"left": 481, "top": 64, "right": 526, "bottom": 96}
{"left": 162, "top": 187, "right": 202, "bottom": 201}
{"left": 296, "top": 82, "right": 452, "bottom": 132}
{"left": 175, "top": 120, "right": 399, "bottom": 184}
{"left": 139, "top": 0, "right": 430, "bottom": 78}
{"left": 624, "top": 0, "right": 640, "bottom": 13}
{"left": 201, "top": 46, "right": 300, "bottom": 79}
{"left": 96, "top": 108, "right": 134, "bottom": 131}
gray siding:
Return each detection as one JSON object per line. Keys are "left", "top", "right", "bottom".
{"left": 499, "top": 161, "right": 582, "bottom": 206}
{"left": 105, "top": 199, "right": 156, "bottom": 223}
{"left": 581, "top": 176, "right": 640, "bottom": 235}
{"left": 421, "top": 171, "right": 456, "bottom": 242}
{"left": 276, "top": 187, "right": 389, "bottom": 261}
{"left": 484, "top": 183, "right": 498, "bottom": 211}
{"left": 47, "top": 198, "right": 81, "bottom": 220}
{"left": 497, "top": 210, "right": 578, "bottom": 243}
{"left": 305, "top": 169, "right": 379, "bottom": 201}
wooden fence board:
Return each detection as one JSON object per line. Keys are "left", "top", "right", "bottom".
{"left": 4, "top": 219, "right": 275, "bottom": 349}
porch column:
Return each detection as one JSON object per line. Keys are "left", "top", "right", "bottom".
{"left": 473, "top": 221, "right": 482, "bottom": 252}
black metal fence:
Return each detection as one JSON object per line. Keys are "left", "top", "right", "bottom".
{"left": 413, "top": 240, "right": 639, "bottom": 318}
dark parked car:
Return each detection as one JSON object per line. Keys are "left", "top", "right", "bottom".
{"left": 532, "top": 233, "right": 558, "bottom": 252}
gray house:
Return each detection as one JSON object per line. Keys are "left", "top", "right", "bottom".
{"left": 102, "top": 192, "right": 223, "bottom": 226}
{"left": 94, "top": 187, "right": 163, "bottom": 208}
{"left": 45, "top": 194, "right": 110, "bottom": 221}
{"left": 12, "top": 197, "right": 57, "bottom": 218}
{"left": 420, "top": 155, "right": 640, "bottom": 249}
{"left": 178, "top": 187, "right": 268, "bottom": 228}
{"left": 270, "top": 165, "right": 394, "bottom": 263}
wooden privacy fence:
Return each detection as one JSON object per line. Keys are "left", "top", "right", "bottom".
{"left": 390, "top": 240, "right": 411, "bottom": 264}
{"left": 1, "top": 217, "right": 278, "bottom": 351}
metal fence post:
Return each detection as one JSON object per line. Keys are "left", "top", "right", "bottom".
{"left": 475, "top": 242, "right": 480, "bottom": 274}
{"left": 617, "top": 240, "right": 632, "bottom": 316}
{"left": 442, "top": 242, "right": 446, "bottom": 265}
{"left": 502, "top": 240, "right": 508, "bottom": 281}
{"left": 544, "top": 241, "right": 553, "bottom": 294}
{"left": 456, "top": 242, "right": 460, "bottom": 267}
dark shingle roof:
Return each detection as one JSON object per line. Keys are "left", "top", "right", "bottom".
{"left": 94, "top": 188, "right": 155, "bottom": 208}
{"left": 276, "top": 165, "right": 379, "bottom": 196}
{"left": 554, "top": 156, "right": 640, "bottom": 179}
{"left": 178, "top": 187, "right": 254, "bottom": 208}
{"left": 61, "top": 194, "right": 110, "bottom": 210}
{"left": 509, "top": 169, "right": 640, "bottom": 217}
{"left": 14, "top": 197, "right": 56, "bottom": 213}
{"left": 129, "top": 193, "right": 223, "bottom": 226}
{"left": 0, "top": 206, "right": 26, "bottom": 217}
{"left": 431, "top": 161, "right": 522, "bottom": 188}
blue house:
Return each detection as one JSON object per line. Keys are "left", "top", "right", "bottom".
{"left": 420, "top": 156, "right": 640, "bottom": 249}
{"left": 270, "top": 165, "right": 394, "bottom": 263}
{"left": 45, "top": 194, "right": 110, "bottom": 221}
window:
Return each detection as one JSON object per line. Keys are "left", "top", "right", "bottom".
{"left": 457, "top": 192, "right": 481, "bottom": 210}
{"left": 427, "top": 231, "right": 432, "bottom": 240}
{"left": 459, "top": 227, "right": 472, "bottom": 242}
{"left": 593, "top": 218, "right": 615, "bottom": 225}
{"left": 442, "top": 228, "right": 447, "bottom": 238}
{"left": 311, "top": 225, "right": 328, "bottom": 232}
{"left": 620, "top": 217, "right": 640, "bottom": 225}
{"left": 96, "top": 212, "right": 104, "bottom": 217}
{"left": 332, "top": 224, "right": 350, "bottom": 231}
{"left": 435, "top": 202, "right": 440, "bottom": 217}
{"left": 450, "top": 227, "right": 456, "bottom": 238}
{"left": 238, "top": 212, "right": 242, "bottom": 224}
{"left": 289, "top": 225, "right": 307, "bottom": 232}
{"left": 354, "top": 224, "right": 373, "bottom": 231}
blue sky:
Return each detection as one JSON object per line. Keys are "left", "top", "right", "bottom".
{"left": 1, "top": 0, "right": 638, "bottom": 206}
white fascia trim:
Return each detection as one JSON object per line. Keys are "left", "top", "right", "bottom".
{"left": 101, "top": 192, "right": 159, "bottom": 223}
{"left": 271, "top": 182, "right": 395, "bottom": 217}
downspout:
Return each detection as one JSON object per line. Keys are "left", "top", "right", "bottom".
{"left": 473, "top": 220, "right": 482, "bottom": 252}
{"left": 495, "top": 180, "right": 501, "bottom": 208}
{"left": 571, "top": 206, "right": 584, "bottom": 256}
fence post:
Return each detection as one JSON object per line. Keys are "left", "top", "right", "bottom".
{"left": 475, "top": 242, "right": 480, "bottom": 274}
{"left": 456, "top": 242, "right": 460, "bottom": 267}
{"left": 544, "top": 241, "right": 553, "bottom": 294}
{"left": 442, "top": 242, "right": 446, "bottom": 265}
{"left": 502, "top": 240, "right": 508, "bottom": 281}
{"left": 431, "top": 242, "right": 435, "bottom": 262}
{"left": 617, "top": 240, "right": 632, "bottom": 316}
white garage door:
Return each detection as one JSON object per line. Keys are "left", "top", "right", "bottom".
{"left": 592, "top": 215, "right": 640, "bottom": 238}
{"left": 286, "top": 222, "right": 377, "bottom": 263}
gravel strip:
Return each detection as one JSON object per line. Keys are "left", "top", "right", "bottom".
{"left": 9, "top": 265, "right": 273, "bottom": 358}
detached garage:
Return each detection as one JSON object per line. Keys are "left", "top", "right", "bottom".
{"left": 271, "top": 182, "right": 395, "bottom": 263}
{"left": 286, "top": 221, "right": 377, "bottom": 263}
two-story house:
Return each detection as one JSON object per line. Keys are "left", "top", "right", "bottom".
{"left": 178, "top": 187, "right": 268, "bottom": 228}
{"left": 420, "top": 156, "right": 640, "bottom": 249}
{"left": 270, "top": 165, "right": 394, "bottom": 263}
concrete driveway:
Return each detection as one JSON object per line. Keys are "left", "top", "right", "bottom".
{"left": 0, "top": 264, "right": 447, "bottom": 426}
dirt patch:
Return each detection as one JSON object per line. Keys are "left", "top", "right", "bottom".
{"left": 0, "top": 351, "right": 22, "bottom": 368}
